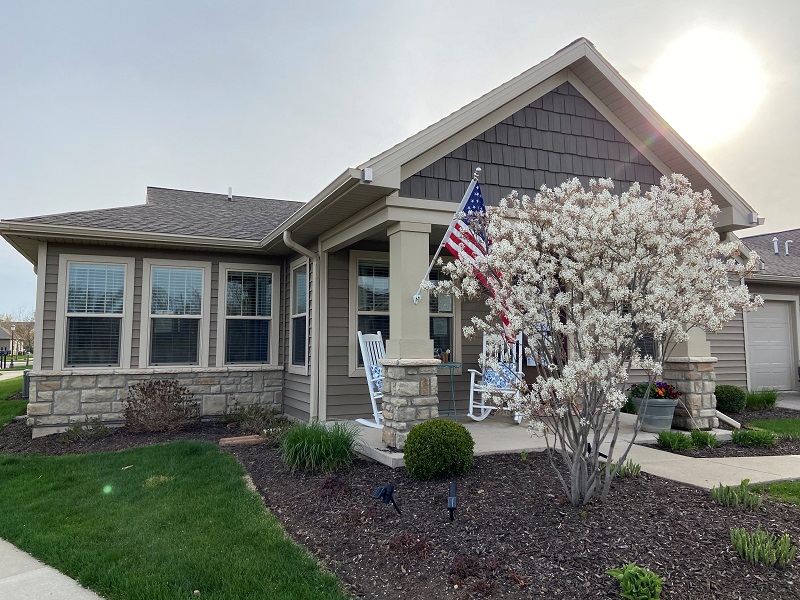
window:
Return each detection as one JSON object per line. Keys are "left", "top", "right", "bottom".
{"left": 141, "top": 259, "right": 210, "bottom": 367}
{"left": 65, "top": 263, "right": 125, "bottom": 367}
{"left": 55, "top": 255, "right": 135, "bottom": 370}
{"left": 429, "top": 266, "right": 454, "bottom": 361}
{"left": 290, "top": 260, "right": 309, "bottom": 370}
{"left": 355, "top": 258, "right": 390, "bottom": 367}
{"left": 226, "top": 270, "right": 272, "bottom": 363}
{"left": 349, "top": 251, "right": 460, "bottom": 374}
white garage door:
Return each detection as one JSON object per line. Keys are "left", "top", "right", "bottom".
{"left": 746, "top": 300, "right": 795, "bottom": 391}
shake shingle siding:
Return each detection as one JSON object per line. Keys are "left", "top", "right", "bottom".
{"left": 400, "top": 83, "right": 662, "bottom": 204}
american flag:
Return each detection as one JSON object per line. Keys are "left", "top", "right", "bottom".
{"left": 443, "top": 180, "right": 512, "bottom": 337}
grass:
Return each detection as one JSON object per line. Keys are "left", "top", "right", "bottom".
{"left": 281, "top": 421, "right": 360, "bottom": 472}
{"left": 0, "top": 441, "right": 349, "bottom": 600}
{"left": 752, "top": 481, "right": 800, "bottom": 506}
{"left": 748, "top": 418, "right": 800, "bottom": 437}
{"left": 0, "top": 377, "right": 26, "bottom": 427}
{"left": 745, "top": 388, "right": 779, "bottom": 411}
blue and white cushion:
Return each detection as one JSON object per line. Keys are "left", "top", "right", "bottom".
{"left": 483, "top": 362, "right": 517, "bottom": 390}
{"left": 370, "top": 365, "right": 383, "bottom": 392}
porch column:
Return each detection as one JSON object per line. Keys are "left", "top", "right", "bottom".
{"left": 381, "top": 221, "right": 439, "bottom": 449}
{"left": 665, "top": 327, "right": 718, "bottom": 430}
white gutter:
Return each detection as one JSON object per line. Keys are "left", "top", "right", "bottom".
{"left": 283, "top": 230, "right": 321, "bottom": 422}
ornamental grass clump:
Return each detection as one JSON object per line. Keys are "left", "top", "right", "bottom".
{"left": 732, "top": 429, "right": 776, "bottom": 447}
{"left": 730, "top": 526, "right": 797, "bottom": 569}
{"left": 710, "top": 479, "right": 763, "bottom": 511}
{"left": 404, "top": 419, "right": 474, "bottom": 480}
{"left": 690, "top": 429, "right": 719, "bottom": 448}
{"left": 606, "top": 563, "right": 663, "bottom": 600}
{"left": 431, "top": 174, "right": 761, "bottom": 506}
{"left": 746, "top": 388, "right": 779, "bottom": 410}
{"left": 280, "top": 421, "right": 360, "bottom": 473}
{"left": 608, "top": 459, "right": 641, "bottom": 478}
{"left": 656, "top": 430, "right": 693, "bottom": 451}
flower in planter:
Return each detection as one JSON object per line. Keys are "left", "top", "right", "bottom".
{"left": 628, "top": 381, "right": 682, "bottom": 400}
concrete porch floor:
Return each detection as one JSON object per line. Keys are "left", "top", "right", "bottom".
{"left": 350, "top": 407, "right": 800, "bottom": 489}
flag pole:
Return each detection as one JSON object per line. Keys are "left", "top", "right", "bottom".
{"left": 412, "top": 167, "right": 481, "bottom": 304}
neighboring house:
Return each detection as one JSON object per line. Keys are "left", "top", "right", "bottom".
{"left": 0, "top": 38, "right": 764, "bottom": 438}
{"left": 0, "top": 325, "right": 24, "bottom": 355}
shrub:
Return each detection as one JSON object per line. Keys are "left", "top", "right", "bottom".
{"left": 732, "top": 429, "right": 776, "bottom": 447}
{"left": 730, "top": 526, "right": 797, "bottom": 569}
{"left": 715, "top": 385, "right": 746, "bottom": 414}
{"left": 710, "top": 479, "right": 763, "bottom": 511}
{"left": 606, "top": 563, "right": 663, "bottom": 600}
{"left": 60, "top": 417, "right": 111, "bottom": 443}
{"left": 280, "top": 421, "right": 359, "bottom": 472}
{"left": 656, "top": 430, "right": 693, "bottom": 451}
{"left": 746, "top": 388, "right": 779, "bottom": 411}
{"left": 123, "top": 380, "right": 200, "bottom": 432}
{"left": 404, "top": 419, "right": 474, "bottom": 480}
{"left": 690, "top": 429, "right": 719, "bottom": 448}
{"left": 224, "top": 402, "right": 288, "bottom": 444}
{"left": 609, "top": 459, "right": 641, "bottom": 478}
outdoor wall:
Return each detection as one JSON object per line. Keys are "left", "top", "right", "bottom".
{"left": 26, "top": 365, "right": 283, "bottom": 437}
{"left": 708, "top": 310, "right": 747, "bottom": 389}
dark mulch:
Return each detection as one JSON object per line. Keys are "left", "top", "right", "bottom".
{"left": 3, "top": 420, "right": 800, "bottom": 599}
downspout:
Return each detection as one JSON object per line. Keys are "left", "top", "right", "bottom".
{"left": 283, "top": 230, "right": 321, "bottom": 421}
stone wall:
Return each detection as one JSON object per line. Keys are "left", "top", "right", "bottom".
{"left": 664, "top": 357, "right": 718, "bottom": 430}
{"left": 27, "top": 366, "right": 284, "bottom": 437}
{"left": 380, "top": 359, "right": 440, "bottom": 450}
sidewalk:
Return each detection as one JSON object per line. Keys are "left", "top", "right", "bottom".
{"left": 0, "top": 369, "right": 26, "bottom": 381}
{"left": 0, "top": 539, "right": 103, "bottom": 599}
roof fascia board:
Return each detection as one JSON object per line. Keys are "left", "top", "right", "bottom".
{"left": 320, "top": 206, "right": 391, "bottom": 253}
{"left": 362, "top": 42, "right": 588, "bottom": 183}
{"left": 0, "top": 222, "right": 262, "bottom": 250}
{"left": 748, "top": 274, "right": 800, "bottom": 285}
{"left": 259, "top": 168, "right": 363, "bottom": 247}
{"left": 400, "top": 71, "right": 569, "bottom": 181}
{"left": 0, "top": 234, "right": 37, "bottom": 266}
{"left": 581, "top": 44, "right": 758, "bottom": 223}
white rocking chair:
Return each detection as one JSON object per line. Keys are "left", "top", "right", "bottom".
{"left": 356, "top": 330, "right": 386, "bottom": 429}
{"left": 468, "top": 332, "right": 524, "bottom": 423}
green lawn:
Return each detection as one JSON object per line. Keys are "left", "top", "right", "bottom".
{"left": 0, "top": 441, "right": 349, "bottom": 600}
{"left": 752, "top": 481, "right": 800, "bottom": 506}
{"left": 748, "top": 418, "right": 800, "bottom": 437}
{"left": 0, "top": 377, "right": 26, "bottom": 426}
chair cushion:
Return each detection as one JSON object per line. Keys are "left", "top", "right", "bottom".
{"left": 370, "top": 365, "right": 383, "bottom": 392}
{"left": 483, "top": 362, "right": 517, "bottom": 389}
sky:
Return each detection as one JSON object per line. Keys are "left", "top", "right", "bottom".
{"left": 1, "top": 0, "right": 798, "bottom": 316}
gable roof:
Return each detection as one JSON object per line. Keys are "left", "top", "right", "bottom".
{"left": 743, "top": 228, "right": 800, "bottom": 279}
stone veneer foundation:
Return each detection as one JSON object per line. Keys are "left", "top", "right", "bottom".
{"left": 663, "top": 357, "right": 718, "bottom": 430}
{"left": 26, "top": 366, "right": 283, "bottom": 437}
{"left": 380, "top": 358, "right": 440, "bottom": 450}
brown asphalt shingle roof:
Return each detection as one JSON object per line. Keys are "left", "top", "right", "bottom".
{"left": 743, "top": 228, "right": 800, "bottom": 278}
{"left": 3, "top": 187, "right": 304, "bottom": 241}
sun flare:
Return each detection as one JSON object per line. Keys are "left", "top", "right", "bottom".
{"left": 640, "top": 29, "right": 766, "bottom": 151}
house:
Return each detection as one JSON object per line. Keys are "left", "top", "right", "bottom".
{"left": 0, "top": 38, "right": 763, "bottom": 440}
{"left": 0, "top": 325, "right": 24, "bottom": 356}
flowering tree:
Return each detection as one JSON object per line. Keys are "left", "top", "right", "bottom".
{"left": 434, "top": 174, "right": 761, "bottom": 506}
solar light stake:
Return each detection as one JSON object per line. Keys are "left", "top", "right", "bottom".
{"left": 372, "top": 483, "right": 401, "bottom": 515}
{"left": 447, "top": 482, "right": 457, "bottom": 521}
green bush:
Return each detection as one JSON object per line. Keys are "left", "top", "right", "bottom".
{"left": 710, "top": 479, "right": 762, "bottom": 511}
{"left": 690, "top": 429, "right": 719, "bottom": 448}
{"left": 224, "top": 403, "right": 289, "bottom": 444}
{"left": 732, "top": 429, "right": 776, "bottom": 447}
{"left": 123, "top": 380, "right": 200, "bottom": 432}
{"left": 715, "top": 385, "right": 746, "bottom": 414}
{"left": 746, "top": 388, "right": 779, "bottom": 411}
{"left": 609, "top": 459, "right": 641, "bottom": 478}
{"left": 606, "top": 563, "right": 663, "bottom": 599}
{"left": 656, "top": 430, "right": 693, "bottom": 451}
{"left": 404, "top": 419, "right": 474, "bottom": 480}
{"left": 60, "top": 417, "right": 111, "bottom": 443}
{"left": 730, "top": 526, "right": 797, "bottom": 569}
{"left": 280, "top": 421, "right": 360, "bottom": 473}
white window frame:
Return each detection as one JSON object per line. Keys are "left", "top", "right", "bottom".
{"left": 54, "top": 254, "right": 135, "bottom": 370}
{"left": 140, "top": 258, "right": 211, "bottom": 368}
{"left": 216, "top": 263, "right": 280, "bottom": 367}
{"left": 289, "top": 257, "right": 309, "bottom": 375}
{"left": 348, "top": 250, "right": 460, "bottom": 376}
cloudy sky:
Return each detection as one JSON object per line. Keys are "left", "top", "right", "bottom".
{"left": 1, "top": 0, "right": 798, "bottom": 316}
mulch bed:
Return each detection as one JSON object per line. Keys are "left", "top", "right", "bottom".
{"left": 2, "top": 419, "right": 800, "bottom": 599}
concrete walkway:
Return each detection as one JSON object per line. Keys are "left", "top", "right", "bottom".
{"left": 0, "top": 369, "right": 26, "bottom": 381}
{"left": 0, "top": 539, "right": 103, "bottom": 599}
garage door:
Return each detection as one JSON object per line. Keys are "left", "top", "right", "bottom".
{"left": 746, "top": 300, "right": 795, "bottom": 391}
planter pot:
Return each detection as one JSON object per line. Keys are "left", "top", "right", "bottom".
{"left": 631, "top": 397, "right": 679, "bottom": 433}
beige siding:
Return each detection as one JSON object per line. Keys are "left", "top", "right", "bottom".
{"left": 283, "top": 254, "right": 313, "bottom": 422}
{"left": 708, "top": 310, "right": 747, "bottom": 388}
{"left": 42, "top": 243, "right": 281, "bottom": 378}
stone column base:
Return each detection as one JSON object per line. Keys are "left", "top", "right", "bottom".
{"left": 663, "top": 357, "right": 718, "bottom": 430}
{"left": 380, "top": 358, "right": 440, "bottom": 450}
